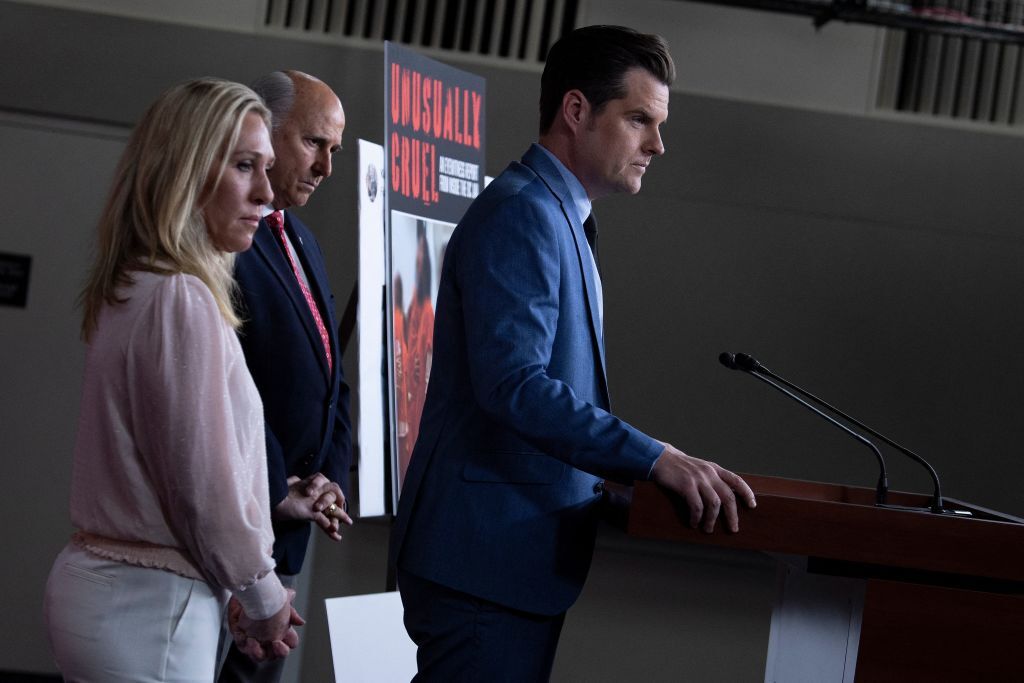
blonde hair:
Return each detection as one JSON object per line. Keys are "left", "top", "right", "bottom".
{"left": 80, "top": 77, "right": 271, "bottom": 338}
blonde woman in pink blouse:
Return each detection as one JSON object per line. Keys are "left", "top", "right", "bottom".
{"left": 43, "top": 78, "right": 301, "bottom": 681}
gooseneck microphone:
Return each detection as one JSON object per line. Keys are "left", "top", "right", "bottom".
{"left": 720, "top": 352, "right": 947, "bottom": 514}
{"left": 719, "top": 353, "right": 889, "bottom": 506}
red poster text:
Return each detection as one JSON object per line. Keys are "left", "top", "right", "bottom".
{"left": 390, "top": 132, "right": 439, "bottom": 207}
{"left": 390, "top": 63, "right": 482, "bottom": 150}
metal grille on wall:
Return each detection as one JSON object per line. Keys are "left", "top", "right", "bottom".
{"left": 877, "top": 15, "right": 1024, "bottom": 126}
{"left": 707, "top": 0, "right": 1024, "bottom": 126}
{"left": 691, "top": 0, "right": 1024, "bottom": 42}
{"left": 263, "top": 0, "right": 579, "bottom": 63}
{"left": 668, "top": 0, "right": 1024, "bottom": 126}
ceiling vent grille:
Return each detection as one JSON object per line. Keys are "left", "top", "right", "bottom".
{"left": 877, "top": 23, "right": 1024, "bottom": 126}
{"left": 263, "top": 0, "right": 579, "bottom": 63}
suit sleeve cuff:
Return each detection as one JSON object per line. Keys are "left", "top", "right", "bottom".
{"left": 643, "top": 439, "right": 666, "bottom": 480}
{"left": 269, "top": 475, "right": 289, "bottom": 509}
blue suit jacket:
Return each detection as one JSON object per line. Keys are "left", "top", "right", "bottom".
{"left": 234, "top": 211, "right": 352, "bottom": 575}
{"left": 390, "top": 145, "right": 663, "bottom": 616}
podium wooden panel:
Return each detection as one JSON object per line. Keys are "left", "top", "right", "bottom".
{"left": 615, "top": 475, "right": 1024, "bottom": 682}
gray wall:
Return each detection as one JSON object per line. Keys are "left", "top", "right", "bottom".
{"left": 2, "top": 1, "right": 1023, "bottom": 680}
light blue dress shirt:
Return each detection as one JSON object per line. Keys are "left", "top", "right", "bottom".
{"left": 533, "top": 144, "right": 603, "bottom": 333}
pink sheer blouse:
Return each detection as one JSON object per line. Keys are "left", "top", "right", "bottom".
{"left": 69, "top": 271, "right": 285, "bottom": 620}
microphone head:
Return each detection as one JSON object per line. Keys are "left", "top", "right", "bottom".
{"left": 719, "top": 352, "right": 739, "bottom": 369}
{"left": 735, "top": 353, "right": 766, "bottom": 373}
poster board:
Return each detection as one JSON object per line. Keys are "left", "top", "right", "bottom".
{"left": 383, "top": 42, "right": 486, "bottom": 510}
{"left": 325, "top": 591, "right": 416, "bottom": 682}
{"left": 356, "top": 140, "right": 387, "bottom": 517}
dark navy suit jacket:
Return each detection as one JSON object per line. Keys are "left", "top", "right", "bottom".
{"left": 235, "top": 211, "right": 352, "bottom": 575}
{"left": 390, "top": 145, "right": 663, "bottom": 616}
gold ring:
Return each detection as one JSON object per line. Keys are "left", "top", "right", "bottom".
{"left": 326, "top": 503, "right": 337, "bottom": 515}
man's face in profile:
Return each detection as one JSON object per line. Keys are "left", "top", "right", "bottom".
{"left": 573, "top": 67, "right": 669, "bottom": 200}
{"left": 268, "top": 86, "right": 346, "bottom": 210}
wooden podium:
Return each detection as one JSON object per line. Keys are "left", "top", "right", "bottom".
{"left": 615, "top": 475, "right": 1024, "bottom": 682}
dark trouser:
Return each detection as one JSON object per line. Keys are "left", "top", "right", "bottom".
{"left": 217, "top": 573, "right": 296, "bottom": 683}
{"left": 398, "top": 568, "right": 566, "bottom": 682}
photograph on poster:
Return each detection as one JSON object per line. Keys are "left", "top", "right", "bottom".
{"left": 389, "top": 210, "right": 454, "bottom": 488}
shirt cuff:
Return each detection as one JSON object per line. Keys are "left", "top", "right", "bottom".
{"left": 232, "top": 570, "right": 287, "bottom": 620}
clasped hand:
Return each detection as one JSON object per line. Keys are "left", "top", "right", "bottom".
{"left": 228, "top": 589, "right": 305, "bottom": 662}
{"left": 274, "top": 473, "right": 354, "bottom": 541}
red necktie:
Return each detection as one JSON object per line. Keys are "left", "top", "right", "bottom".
{"left": 266, "top": 211, "right": 333, "bottom": 371}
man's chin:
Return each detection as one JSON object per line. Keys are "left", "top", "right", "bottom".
{"left": 288, "top": 190, "right": 313, "bottom": 208}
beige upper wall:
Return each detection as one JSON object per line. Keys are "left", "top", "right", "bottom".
{"left": 3, "top": 0, "right": 264, "bottom": 31}
{"left": 585, "top": 0, "right": 887, "bottom": 114}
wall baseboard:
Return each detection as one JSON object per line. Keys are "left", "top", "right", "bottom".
{"left": 0, "top": 672, "right": 61, "bottom": 682}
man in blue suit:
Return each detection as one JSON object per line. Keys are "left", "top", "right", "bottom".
{"left": 390, "top": 26, "right": 757, "bottom": 680}
{"left": 219, "top": 71, "right": 353, "bottom": 681}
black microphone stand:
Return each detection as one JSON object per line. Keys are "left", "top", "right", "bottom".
{"left": 727, "top": 352, "right": 948, "bottom": 514}
{"left": 721, "top": 353, "right": 889, "bottom": 506}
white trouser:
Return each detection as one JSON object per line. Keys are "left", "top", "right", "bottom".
{"left": 44, "top": 543, "right": 228, "bottom": 682}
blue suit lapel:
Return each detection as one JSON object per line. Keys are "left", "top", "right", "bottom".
{"left": 251, "top": 215, "right": 332, "bottom": 381}
{"left": 521, "top": 146, "right": 610, "bottom": 405}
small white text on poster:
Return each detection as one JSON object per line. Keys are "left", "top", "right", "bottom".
{"left": 438, "top": 155, "right": 479, "bottom": 198}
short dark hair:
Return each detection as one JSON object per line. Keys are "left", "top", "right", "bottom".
{"left": 539, "top": 25, "right": 675, "bottom": 134}
{"left": 250, "top": 71, "right": 295, "bottom": 131}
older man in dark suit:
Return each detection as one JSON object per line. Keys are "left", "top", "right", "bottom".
{"left": 219, "top": 70, "right": 353, "bottom": 683}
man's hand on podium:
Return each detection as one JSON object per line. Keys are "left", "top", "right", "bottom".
{"left": 650, "top": 445, "right": 756, "bottom": 534}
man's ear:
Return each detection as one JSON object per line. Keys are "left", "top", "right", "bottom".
{"left": 561, "top": 89, "right": 589, "bottom": 134}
